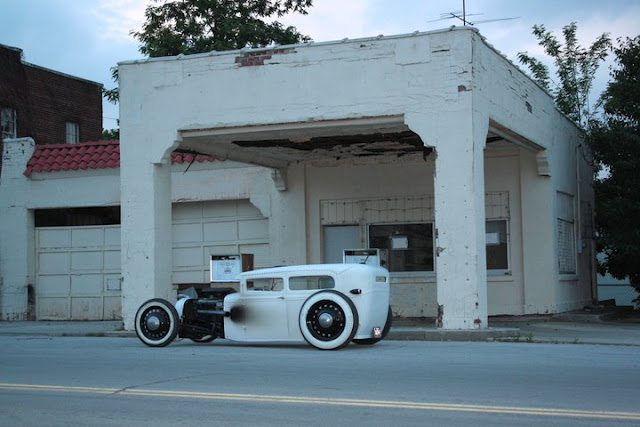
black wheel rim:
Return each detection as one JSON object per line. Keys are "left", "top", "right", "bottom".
{"left": 306, "top": 300, "right": 346, "bottom": 341}
{"left": 139, "top": 307, "right": 172, "bottom": 341}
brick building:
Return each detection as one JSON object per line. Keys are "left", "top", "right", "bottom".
{"left": 0, "top": 44, "right": 102, "bottom": 146}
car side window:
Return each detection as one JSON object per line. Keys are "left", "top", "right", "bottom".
{"left": 289, "top": 276, "right": 335, "bottom": 291}
{"left": 246, "top": 278, "right": 284, "bottom": 292}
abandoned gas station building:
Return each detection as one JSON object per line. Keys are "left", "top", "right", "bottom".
{"left": 0, "top": 27, "right": 594, "bottom": 329}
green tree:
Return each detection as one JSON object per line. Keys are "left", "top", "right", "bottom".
{"left": 588, "top": 36, "right": 640, "bottom": 302}
{"left": 103, "top": 0, "right": 313, "bottom": 103}
{"left": 101, "top": 128, "right": 120, "bottom": 140}
{"left": 517, "top": 22, "right": 611, "bottom": 127}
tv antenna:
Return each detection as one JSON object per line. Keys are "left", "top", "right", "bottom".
{"left": 428, "top": 0, "right": 519, "bottom": 27}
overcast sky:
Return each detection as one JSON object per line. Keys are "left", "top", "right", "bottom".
{"left": 2, "top": 0, "right": 638, "bottom": 132}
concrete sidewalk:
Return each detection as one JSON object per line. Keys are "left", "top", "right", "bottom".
{"left": 1, "top": 309, "right": 638, "bottom": 346}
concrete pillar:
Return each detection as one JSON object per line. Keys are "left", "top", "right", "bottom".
{"left": 519, "top": 150, "right": 555, "bottom": 313}
{"left": 407, "top": 112, "right": 489, "bottom": 329}
{"left": 0, "top": 138, "right": 36, "bottom": 320}
{"left": 120, "top": 136, "right": 176, "bottom": 330}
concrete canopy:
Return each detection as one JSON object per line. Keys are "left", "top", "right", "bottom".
{"left": 118, "top": 27, "right": 588, "bottom": 331}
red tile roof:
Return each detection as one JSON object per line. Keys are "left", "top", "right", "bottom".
{"left": 24, "top": 140, "right": 216, "bottom": 176}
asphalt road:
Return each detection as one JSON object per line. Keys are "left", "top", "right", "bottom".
{"left": 1, "top": 336, "right": 639, "bottom": 426}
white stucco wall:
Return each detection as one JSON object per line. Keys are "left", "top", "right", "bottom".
{"left": 472, "top": 34, "right": 594, "bottom": 313}
{"left": 0, "top": 138, "right": 123, "bottom": 319}
{"left": 0, "top": 27, "right": 593, "bottom": 324}
{"left": 0, "top": 138, "right": 280, "bottom": 319}
{"left": 118, "top": 28, "right": 497, "bottom": 329}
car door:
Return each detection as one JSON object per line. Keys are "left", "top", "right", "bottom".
{"left": 241, "top": 277, "right": 290, "bottom": 341}
{"left": 285, "top": 275, "right": 337, "bottom": 341}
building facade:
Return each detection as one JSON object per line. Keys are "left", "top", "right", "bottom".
{"left": 0, "top": 44, "right": 102, "bottom": 146}
{"left": 0, "top": 28, "right": 596, "bottom": 328}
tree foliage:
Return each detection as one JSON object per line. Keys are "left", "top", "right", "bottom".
{"left": 132, "top": 0, "right": 312, "bottom": 58}
{"left": 588, "top": 36, "right": 640, "bottom": 300}
{"left": 103, "top": 0, "right": 313, "bottom": 103}
{"left": 517, "top": 22, "right": 611, "bottom": 127}
{"left": 101, "top": 128, "right": 120, "bottom": 140}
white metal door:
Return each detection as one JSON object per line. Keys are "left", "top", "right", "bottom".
{"left": 35, "top": 200, "right": 269, "bottom": 320}
{"left": 36, "top": 225, "right": 122, "bottom": 320}
{"left": 172, "top": 200, "right": 270, "bottom": 283}
{"left": 323, "top": 225, "right": 360, "bottom": 263}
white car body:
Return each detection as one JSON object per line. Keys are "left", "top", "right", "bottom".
{"left": 136, "top": 263, "right": 391, "bottom": 350}
{"left": 222, "top": 263, "right": 390, "bottom": 345}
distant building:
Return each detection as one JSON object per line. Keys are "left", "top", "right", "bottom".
{"left": 0, "top": 44, "right": 102, "bottom": 148}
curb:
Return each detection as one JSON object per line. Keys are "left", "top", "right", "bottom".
{"left": 387, "top": 327, "right": 520, "bottom": 342}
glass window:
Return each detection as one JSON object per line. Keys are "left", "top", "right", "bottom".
{"left": 557, "top": 192, "right": 576, "bottom": 274}
{"left": 246, "top": 278, "right": 283, "bottom": 292}
{"left": 486, "top": 220, "right": 509, "bottom": 270}
{"left": 369, "top": 223, "right": 434, "bottom": 272}
{"left": 65, "top": 121, "right": 79, "bottom": 143}
{"left": 558, "top": 219, "right": 576, "bottom": 274}
{"left": 290, "top": 276, "right": 335, "bottom": 291}
{"left": 1, "top": 108, "right": 16, "bottom": 140}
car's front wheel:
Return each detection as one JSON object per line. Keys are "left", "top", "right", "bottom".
{"left": 299, "top": 290, "right": 358, "bottom": 350}
{"left": 135, "top": 298, "right": 180, "bottom": 347}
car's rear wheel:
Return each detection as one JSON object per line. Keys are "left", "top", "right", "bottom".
{"left": 352, "top": 305, "right": 393, "bottom": 345}
{"left": 135, "top": 298, "right": 179, "bottom": 347}
{"left": 299, "top": 290, "right": 358, "bottom": 350}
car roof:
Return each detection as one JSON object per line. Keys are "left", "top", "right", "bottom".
{"left": 239, "top": 263, "right": 382, "bottom": 278}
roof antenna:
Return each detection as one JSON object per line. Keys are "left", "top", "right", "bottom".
{"left": 428, "top": 0, "right": 519, "bottom": 27}
{"left": 463, "top": 0, "right": 467, "bottom": 26}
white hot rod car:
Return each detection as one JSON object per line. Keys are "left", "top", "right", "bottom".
{"left": 135, "top": 263, "right": 392, "bottom": 350}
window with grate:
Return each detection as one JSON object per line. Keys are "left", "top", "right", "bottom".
{"left": 486, "top": 220, "right": 509, "bottom": 270}
{"left": 369, "top": 223, "right": 434, "bottom": 272}
{"left": 324, "top": 193, "right": 512, "bottom": 274}
{"left": 557, "top": 192, "right": 576, "bottom": 274}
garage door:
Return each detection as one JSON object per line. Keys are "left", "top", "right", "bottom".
{"left": 35, "top": 200, "right": 269, "bottom": 320}
{"left": 172, "top": 200, "right": 270, "bottom": 284}
{"left": 36, "top": 225, "right": 122, "bottom": 320}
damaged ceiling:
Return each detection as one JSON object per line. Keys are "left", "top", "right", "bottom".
{"left": 178, "top": 117, "right": 508, "bottom": 169}
{"left": 231, "top": 130, "right": 432, "bottom": 162}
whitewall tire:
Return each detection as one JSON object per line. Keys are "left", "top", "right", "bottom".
{"left": 135, "top": 298, "right": 180, "bottom": 347}
{"left": 299, "top": 290, "right": 358, "bottom": 350}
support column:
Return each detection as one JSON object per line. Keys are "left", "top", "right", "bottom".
{"left": 120, "top": 137, "right": 176, "bottom": 330}
{"left": 407, "top": 112, "right": 489, "bottom": 329}
{"left": 0, "top": 138, "right": 36, "bottom": 320}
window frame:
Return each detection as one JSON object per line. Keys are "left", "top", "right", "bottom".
{"left": 65, "top": 121, "right": 80, "bottom": 144}
{"left": 289, "top": 275, "right": 335, "bottom": 291}
{"left": 557, "top": 218, "right": 577, "bottom": 275}
{"left": 557, "top": 192, "right": 577, "bottom": 275}
{"left": 485, "top": 219, "right": 511, "bottom": 274}
{"left": 245, "top": 277, "right": 284, "bottom": 293}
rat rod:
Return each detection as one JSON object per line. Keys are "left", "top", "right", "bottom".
{"left": 134, "top": 263, "right": 392, "bottom": 350}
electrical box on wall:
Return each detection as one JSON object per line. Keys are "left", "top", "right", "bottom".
{"left": 343, "top": 248, "right": 388, "bottom": 268}
{"left": 210, "top": 254, "right": 254, "bottom": 282}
